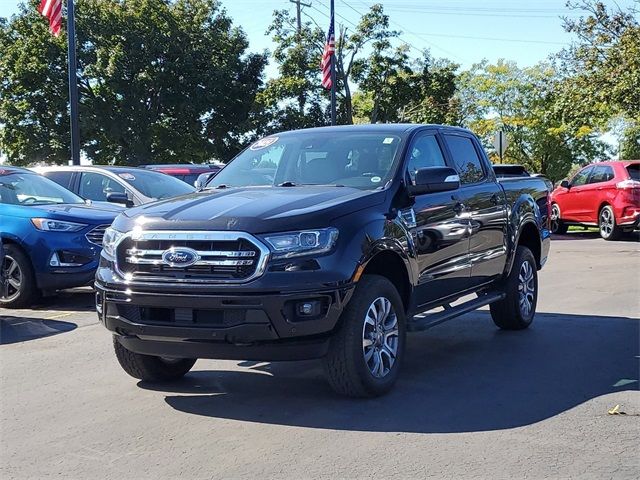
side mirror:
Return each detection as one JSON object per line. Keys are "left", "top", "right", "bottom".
{"left": 560, "top": 180, "right": 570, "bottom": 189}
{"left": 408, "top": 167, "right": 460, "bottom": 196}
{"left": 194, "top": 171, "right": 217, "bottom": 191}
{"left": 106, "top": 192, "right": 134, "bottom": 208}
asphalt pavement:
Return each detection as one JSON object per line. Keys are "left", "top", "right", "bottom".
{"left": 1, "top": 232, "right": 639, "bottom": 479}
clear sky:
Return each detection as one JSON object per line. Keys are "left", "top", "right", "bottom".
{"left": 1, "top": 0, "right": 636, "bottom": 73}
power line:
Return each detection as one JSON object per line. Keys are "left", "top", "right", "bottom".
{"left": 414, "top": 32, "right": 569, "bottom": 46}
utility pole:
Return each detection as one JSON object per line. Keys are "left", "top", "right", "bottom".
{"left": 67, "top": 0, "right": 80, "bottom": 165}
{"left": 290, "top": 0, "right": 311, "bottom": 33}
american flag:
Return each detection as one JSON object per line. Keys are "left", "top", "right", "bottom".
{"left": 38, "top": 0, "right": 63, "bottom": 37}
{"left": 320, "top": 2, "right": 335, "bottom": 90}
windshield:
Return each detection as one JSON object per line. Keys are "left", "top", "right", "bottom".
{"left": 0, "top": 173, "right": 85, "bottom": 206}
{"left": 116, "top": 170, "right": 195, "bottom": 199}
{"left": 208, "top": 132, "right": 402, "bottom": 190}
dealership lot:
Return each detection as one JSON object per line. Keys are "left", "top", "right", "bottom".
{"left": 1, "top": 233, "right": 639, "bottom": 480}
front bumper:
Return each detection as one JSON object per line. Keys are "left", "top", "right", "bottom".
{"left": 96, "top": 281, "right": 355, "bottom": 361}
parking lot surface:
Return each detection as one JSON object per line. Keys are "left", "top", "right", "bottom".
{"left": 1, "top": 232, "right": 639, "bottom": 479}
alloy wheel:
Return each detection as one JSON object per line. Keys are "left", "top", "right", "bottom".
{"left": 600, "top": 208, "right": 614, "bottom": 238}
{"left": 550, "top": 205, "right": 561, "bottom": 233}
{"left": 518, "top": 260, "right": 535, "bottom": 318}
{"left": 1, "top": 255, "right": 23, "bottom": 302}
{"left": 362, "top": 297, "right": 399, "bottom": 378}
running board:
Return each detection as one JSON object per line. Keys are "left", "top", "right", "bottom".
{"left": 408, "top": 291, "right": 506, "bottom": 332}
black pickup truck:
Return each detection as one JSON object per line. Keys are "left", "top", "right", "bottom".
{"left": 96, "top": 124, "right": 551, "bottom": 397}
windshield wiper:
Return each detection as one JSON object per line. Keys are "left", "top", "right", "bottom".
{"left": 215, "top": 184, "right": 230, "bottom": 189}
{"left": 278, "top": 181, "right": 297, "bottom": 187}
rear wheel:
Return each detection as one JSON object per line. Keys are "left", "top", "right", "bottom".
{"left": 599, "top": 205, "right": 622, "bottom": 241}
{"left": 490, "top": 246, "right": 538, "bottom": 330}
{"left": 113, "top": 336, "right": 196, "bottom": 382}
{"left": 550, "top": 204, "right": 568, "bottom": 234}
{"left": 323, "top": 275, "right": 406, "bottom": 397}
{"left": 0, "top": 245, "right": 38, "bottom": 309}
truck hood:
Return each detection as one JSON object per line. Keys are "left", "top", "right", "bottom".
{"left": 114, "top": 186, "right": 386, "bottom": 233}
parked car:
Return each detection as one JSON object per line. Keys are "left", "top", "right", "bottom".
{"left": 96, "top": 124, "right": 551, "bottom": 397}
{"left": 0, "top": 167, "right": 122, "bottom": 308}
{"left": 143, "top": 163, "right": 224, "bottom": 186}
{"left": 550, "top": 160, "right": 640, "bottom": 240}
{"left": 33, "top": 166, "right": 194, "bottom": 207}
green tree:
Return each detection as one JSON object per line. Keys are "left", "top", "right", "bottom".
{"left": 457, "top": 60, "right": 609, "bottom": 181}
{"left": 0, "top": 0, "right": 267, "bottom": 166}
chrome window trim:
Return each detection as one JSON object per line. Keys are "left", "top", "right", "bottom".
{"left": 113, "top": 230, "right": 270, "bottom": 284}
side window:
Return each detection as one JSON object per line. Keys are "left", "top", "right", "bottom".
{"left": 406, "top": 134, "right": 446, "bottom": 184}
{"left": 79, "top": 172, "right": 125, "bottom": 201}
{"left": 588, "top": 166, "right": 614, "bottom": 184}
{"left": 443, "top": 135, "right": 485, "bottom": 184}
{"left": 43, "top": 171, "right": 73, "bottom": 190}
{"left": 570, "top": 167, "right": 593, "bottom": 187}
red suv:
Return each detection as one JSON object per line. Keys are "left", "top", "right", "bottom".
{"left": 550, "top": 161, "right": 640, "bottom": 240}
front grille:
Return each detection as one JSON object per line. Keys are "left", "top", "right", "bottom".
{"left": 114, "top": 231, "right": 269, "bottom": 284}
{"left": 86, "top": 224, "right": 110, "bottom": 246}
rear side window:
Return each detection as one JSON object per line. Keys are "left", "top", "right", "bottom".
{"left": 443, "top": 135, "right": 485, "bottom": 184}
{"left": 627, "top": 164, "right": 640, "bottom": 181}
{"left": 570, "top": 167, "right": 592, "bottom": 186}
{"left": 588, "top": 165, "right": 615, "bottom": 184}
{"left": 42, "top": 171, "right": 74, "bottom": 190}
{"left": 406, "top": 134, "right": 447, "bottom": 184}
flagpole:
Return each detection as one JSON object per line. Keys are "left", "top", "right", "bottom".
{"left": 67, "top": 0, "right": 80, "bottom": 165}
{"left": 329, "top": 0, "right": 336, "bottom": 126}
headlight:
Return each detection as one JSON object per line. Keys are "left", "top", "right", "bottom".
{"left": 262, "top": 228, "right": 339, "bottom": 259}
{"left": 31, "top": 218, "right": 86, "bottom": 232}
{"left": 102, "top": 227, "right": 124, "bottom": 257}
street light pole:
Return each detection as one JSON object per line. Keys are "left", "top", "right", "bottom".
{"left": 67, "top": 0, "right": 80, "bottom": 165}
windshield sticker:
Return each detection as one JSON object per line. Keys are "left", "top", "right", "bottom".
{"left": 371, "top": 176, "right": 382, "bottom": 183}
{"left": 250, "top": 136, "right": 279, "bottom": 151}
{"left": 118, "top": 173, "right": 136, "bottom": 181}
{"left": 383, "top": 137, "right": 395, "bottom": 144}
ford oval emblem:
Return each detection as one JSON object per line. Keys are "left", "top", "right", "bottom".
{"left": 161, "top": 247, "right": 199, "bottom": 268}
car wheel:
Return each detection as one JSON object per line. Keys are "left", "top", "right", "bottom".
{"left": 113, "top": 336, "right": 197, "bottom": 382}
{"left": 550, "top": 204, "right": 568, "bottom": 234}
{"left": 323, "top": 275, "right": 406, "bottom": 398}
{"left": 490, "top": 246, "right": 538, "bottom": 330}
{"left": 0, "top": 244, "right": 38, "bottom": 309}
{"left": 599, "top": 205, "right": 622, "bottom": 241}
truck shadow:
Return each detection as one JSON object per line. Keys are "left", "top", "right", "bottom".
{"left": 0, "top": 316, "right": 77, "bottom": 344}
{"left": 149, "top": 312, "right": 639, "bottom": 433}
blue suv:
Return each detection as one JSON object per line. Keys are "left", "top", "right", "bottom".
{"left": 0, "top": 167, "right": 122, "bottom": 308}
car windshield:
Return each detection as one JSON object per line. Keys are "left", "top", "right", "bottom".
{"left": 207, "top": 132, "right": 403, "bottom": 190}
{"left": 0, "top": 173, "right": 85, "bottom": 206}
{"left": 116, "top": 169, "right": 195, "bottom": 199}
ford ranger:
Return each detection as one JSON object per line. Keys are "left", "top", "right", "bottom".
{"left": 96, "top": 124, "right": 551, "bottom": 397}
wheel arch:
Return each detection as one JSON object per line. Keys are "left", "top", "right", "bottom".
{"left": 360, "top": 250, "right": 412, "bottom": 313}
{"left": 516, "top": 221, "right": 542, "bottom": 269}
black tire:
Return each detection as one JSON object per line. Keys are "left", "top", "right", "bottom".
{"left": 598, "top": 205, "right": 622, "bottom": 241}
{"left": 113, "top": 336, "right": 196, "bottom": 382}
{"left": 490, "top": 246, "right": 538, "bottom": 330}
{"left": 323, "top": 275, "right": 406, "bottom": 398}
{"left": 550, "top": 203, "right": 568, "bottom": 235}
{"left": 0, "top": 244, "right": 38, "bottom": 309}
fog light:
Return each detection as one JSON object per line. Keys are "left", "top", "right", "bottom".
{"left": 297, "top": 300, "right": 321, "bottom": 317}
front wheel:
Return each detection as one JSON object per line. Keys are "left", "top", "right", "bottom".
{"left": 599, "top": 205, "right": 622, "bottom": 241}
{"left": 0, "top": 244, "right": 38, "bottom": 309}
{"left": 550, "top": 204, "right": 568, "bottom": 234}
{"left": 490, "top": 246, "right": 538, "bottom": 330}
{"left": 113, "top": 336, "right": 196, "bottom": 382}
{"left": 323, "top": 275, "right": 406, "bottom": 398}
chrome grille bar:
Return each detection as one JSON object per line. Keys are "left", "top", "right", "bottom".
{"left": 125, "top": 249, "right": 256, "bottom": 258}
{"left": 125, "top": 257, "right": 255, "bottom": 266}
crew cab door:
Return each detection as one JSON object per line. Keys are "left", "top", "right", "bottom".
{"left": 441, "top": 133, "right": 508, "bottom": 287}
{"left": 403, "top": 131, "right": 472, "bottom": 306}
